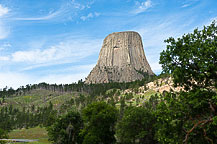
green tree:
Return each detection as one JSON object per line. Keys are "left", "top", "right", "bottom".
{"left": 119, "top": 96, "right": 126, "bottom": 119}
{"left": 155, "top": 90, "right": 217, "bottom": 144}
{"left": 82, "top": 102, "right": 118, "bottom": 144}
{"left": 47, "top": 111, "right": 83, "bottom": 144}
{"left": 157, "top": 21, "right": 217, "bottom": 143}
{"left": 116, "top": 106, "right": 156, "bottom": 144}
{"left": 160, "top": 21, "right": 217, "bottom": 90}
{"left": 44, "top": 110, "right": 57, "bottom": 127}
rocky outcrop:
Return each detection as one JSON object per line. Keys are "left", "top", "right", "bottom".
{"left": 85, "top": 31, "right": 154, "bottom": 84}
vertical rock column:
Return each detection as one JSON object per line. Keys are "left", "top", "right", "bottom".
{"left": 85, "top": 31, "right": 154, "bottom": 84}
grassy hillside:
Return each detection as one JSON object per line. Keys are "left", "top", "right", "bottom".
{"left": 1, "top": 76, "right": 173, "bottom": 112}
{"left": 2, "top": 89, "right": 83, "bottom": 111}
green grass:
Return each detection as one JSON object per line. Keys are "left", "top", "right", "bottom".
{"left": 8, "top": 127, "right": 50, "bottom": 144}
{"left": 142, "top": 89, "right": 158, "bottom": 98}
{"left": 3, "top": 89, "right": 78, "bottom": 110}
{"left": 115, "top": 89, "right": 159, "bottom": 107}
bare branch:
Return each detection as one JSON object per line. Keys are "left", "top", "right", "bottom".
{"left": 183, "top": 118, "right": 213, "bottom": 144}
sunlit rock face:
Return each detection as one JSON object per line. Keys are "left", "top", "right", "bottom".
{"left": 85, "top": 31, "right": 154, "bottom": 84}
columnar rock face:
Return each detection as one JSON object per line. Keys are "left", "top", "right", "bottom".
{"left": 85, "top": 31, "right": 154, "bottom": 84}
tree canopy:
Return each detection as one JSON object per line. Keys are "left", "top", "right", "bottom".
{"left": 116, "top": 106, "right": 156, "bottom": 144}
{"left": 158, "top": 21, "right": 217, "bottom": 143}
{"left": 81, "top": 102, "right": 118, "bottom": 144}
{"left": 160, "top": 21, "right": 217, "bottom": 90}
{"left": 47, "top": 111, "right": 83, "bottom": 144}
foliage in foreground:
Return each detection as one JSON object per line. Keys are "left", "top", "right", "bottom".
{"left": 47, "top": 102, "right": 118, "bottom": 144}
{"left": 116, "top": 106, "right": 156, "bottom": 144}
{"left": 47, "top": 111, "right": 83, "bottom": 144}
{"left": 157, "top": 21, "right": 217, "bottom": 143}
{"left": 81, "top": 102, "right": 118, "bottom": 144}
{"left": 155, "top": 90, "right": 217, "bottom": 144}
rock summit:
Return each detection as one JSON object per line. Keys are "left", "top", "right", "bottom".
{"left": 85, "top": 31, "right": 154, "bottom": 84}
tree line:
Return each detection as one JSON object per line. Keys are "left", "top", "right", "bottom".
{"left": 0, "top": 73, "right": 156, "bottom": 99}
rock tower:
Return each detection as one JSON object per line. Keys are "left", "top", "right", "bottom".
{"left": 85, "top": 31, "right": 154, "bottom": 84}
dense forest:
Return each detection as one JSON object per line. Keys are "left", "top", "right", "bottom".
{"left": 0, "top": 22, "right": 216, "bottom": 144}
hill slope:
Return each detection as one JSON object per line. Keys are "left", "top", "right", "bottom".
{"left": 1, "top": 75, "right": 178, "bottom": 112}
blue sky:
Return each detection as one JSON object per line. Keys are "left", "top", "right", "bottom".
{"left": 0, "top": 0, "right": 216, "bottom": 89}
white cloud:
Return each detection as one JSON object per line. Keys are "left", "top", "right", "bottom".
{"left": 181, "top": 0, "right": 200, "bottom": 8}
{"left": 181, "top": 4, "right": 190, "bottom": 8}
{"left": 2, "top": 43, "right": 11, "bottom": 47}
{"left": 11, "top": 37, "right": 101, "bottom": 69}
{"left": 33, "top": 64, "right": 96, "bottom": 85}
{"left": 15, "top": 1, "right": 95, "bottom": 21}
{"left": 73, "top": 2, "right": 86, "bottom": 10}
{"left": 0, "top": 22, "right": 10, "bottom": 39}
{"left": 36, "top": 73, "right": 88, "bottom": 85}
{"left": 80, "top": 12, "right": 100, "bottom": 21}
{"left": 0, "top": 56, "right": 10, "bottom": 61}
{"left": 0, "top": 72, "right": 33, "bottom": 89}
{"left": 0, "top": 43, "right": 11, "bottom": 51}
{"left": 132, "top": 0, "right": 152, "bottom": 14}
{"left": 0, "top": 5, "right": 10, "bottom": 39}
{"left": 52, "top": 64, "right": 95, "bottom": 74}
{"left": 12, "top": 47, "right": 57, "bottom": 63}
{"left": 81, "top": 13, "right": 93, "bottom": 21}
{"left": 94, "top": 12, "right": 100, "bottom": 17}
{"left": 0, "top": 34, "right": 100, "bottom": 88}
{"left": 0, "top": 4, "right": 9, "bottom": 17}
{"left": 15, "top": 9, "right": 63, "bottom": 21}
{"left": 0, "top": 63, "right": 95, "bottom": 89}
{"left": 74, "top": 0, "right": 95, "bottom": 9}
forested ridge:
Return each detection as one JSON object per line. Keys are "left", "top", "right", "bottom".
{"left": 0, "top": 73, "right": 155, "bottom": 99}
{"left": 0, "top": 22, "right": 216, "bottom": 144}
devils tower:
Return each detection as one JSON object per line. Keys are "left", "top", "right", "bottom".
{"left": 85, "top": 31, "right": 154, "bottom": 84}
